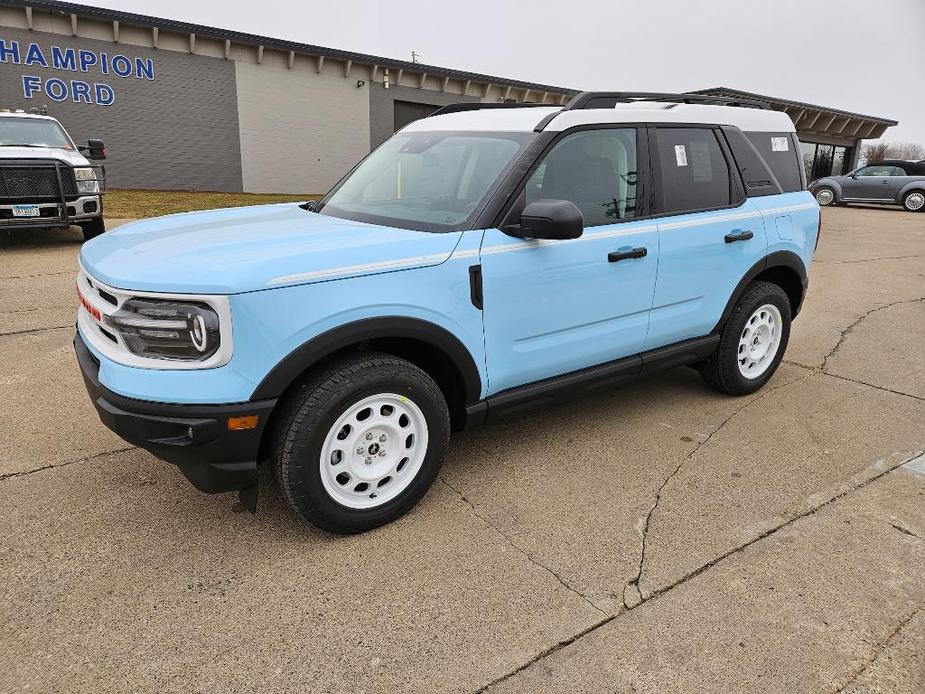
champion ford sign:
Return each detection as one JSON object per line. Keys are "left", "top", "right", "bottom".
{"left": 0, "top": 38, "right": 155, "bottom": 106}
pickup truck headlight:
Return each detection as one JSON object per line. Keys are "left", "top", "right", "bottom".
{"left": 74, "top": 167, "right": 100, "bottom": 194}
{"left": 109, "top": 299, "right": 221, "bottom": 361}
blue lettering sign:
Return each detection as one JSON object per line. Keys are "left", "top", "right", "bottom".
{"left": 78, "top": 49, "right": 97, "bottom": 72}
{"left": 23, "top": 42, "right": 48, "bottom": 68}
{"left": 21, "top": 74, "right": 41, "bottom": 98}
{"left": 5, "top": 39, "right": 155, "bottom": 106}
{"left": 111, "top": 54, "right": 132, "bottom": 78}
{"left": 135, "top": 57, "right": 154, "bottom": 80}
{"left": 71, "top": 80, "right": 92, "bottom": 104}
{"left": 95, "top": 83, "right": 115, "bottom": 106}
{"left": 0, "top": 38, "right": 20, "bottom": 63}
{"left": 51, "top": 46, "right": 77, "bottom": 71}
{"left": 44, "top": 77, "right": 68, "bottom": 102}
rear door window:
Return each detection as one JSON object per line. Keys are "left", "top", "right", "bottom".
{"left": 654, "top": 128, "right": 732, "bottom": 214}
{"left": 746, "top": 132, "right": 803, "bottom": 192}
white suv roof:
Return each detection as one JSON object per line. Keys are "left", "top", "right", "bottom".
{"left": 405, "top": 101, "right": 794, "bottom": 135}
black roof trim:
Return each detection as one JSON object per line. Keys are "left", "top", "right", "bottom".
{"left": 693, "top": 87, "right": 898, "bottom": 126}
{"left": 3, "top": 0, "right": 578, "bottom": 96}
{"left": 563, "top": 91, "right": 771, "bottom": 111}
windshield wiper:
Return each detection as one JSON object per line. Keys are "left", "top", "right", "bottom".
{"left": 299, "top": 200, "right": 318, "bottom": 212}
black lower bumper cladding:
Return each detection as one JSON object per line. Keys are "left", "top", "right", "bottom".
{"left": 74, "top": 333, "right": 276, "bottom": 502}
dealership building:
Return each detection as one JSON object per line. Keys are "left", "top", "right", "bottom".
{"left": 0, "top": 0, "right": 899, "bottom": 194}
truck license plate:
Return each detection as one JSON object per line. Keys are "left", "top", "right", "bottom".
{"left": 12, "top": 205, "right": 40, "bottom": 217}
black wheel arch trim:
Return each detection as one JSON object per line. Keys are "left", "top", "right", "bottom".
{"left": 250, "top": 316, "right": 483, "bottom": 404}
{"left": 711, "top": 251, "right": 808, "bottom": 334}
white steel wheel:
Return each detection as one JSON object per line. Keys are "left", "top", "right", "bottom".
{"left": 737, "top": 303, "right": 783, "bottom": 379}
{"left": 319, "top": 393, "right": 429, "bottom": 510}
{"left": 903, "top": 191, "right": 925, "bottom": 212}
{"left": 814, "top": 188, "right": 835, "bottom": 206}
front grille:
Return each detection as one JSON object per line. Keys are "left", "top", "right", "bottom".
{"left": 0, "top": 162, "right": 78, "bottom": 203}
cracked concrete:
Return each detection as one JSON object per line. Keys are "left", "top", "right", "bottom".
{"left": 2, "top": 206, "right": 924, "bottom": 692}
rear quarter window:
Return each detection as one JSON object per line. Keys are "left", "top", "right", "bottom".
{"left": 746, "top": 132, "right": 803, "bottom": 192}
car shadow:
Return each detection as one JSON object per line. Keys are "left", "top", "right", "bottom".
{"left": 0, "top": 224, "right": 85, "bottom": 249}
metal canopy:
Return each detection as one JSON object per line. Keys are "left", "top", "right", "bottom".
{"left": 693, "top": 87, "right": 898, "bottom": 144}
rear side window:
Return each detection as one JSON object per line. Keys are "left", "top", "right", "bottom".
{"left": 722, "top": 127, "right": 782, "bottom": 197}
{"left": 654, "top": 128, "right": 731, "bottom": 214}
{"left": 746, "top": 132, "right": 803, "bottom": 192}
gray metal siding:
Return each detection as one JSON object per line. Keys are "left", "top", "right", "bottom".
{"left": 0, "top": 26, "right": 244, "bottom": 191}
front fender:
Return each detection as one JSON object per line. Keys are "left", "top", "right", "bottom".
{"left": 810, "top": 177, "right": 843, "bottom": 201}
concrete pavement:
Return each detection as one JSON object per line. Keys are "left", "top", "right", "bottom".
{"left": 1, "top": 207, "right": 923, "bottom": 693}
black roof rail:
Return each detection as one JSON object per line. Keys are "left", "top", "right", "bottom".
{"left": 429, "top": 102, "right": 554, "bottom": 117}
{"left": 562, "top": 91, "right": 772, "bottom": 111}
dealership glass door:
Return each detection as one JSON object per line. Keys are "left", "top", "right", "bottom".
{"left": 801, "top": 141, "right": 851, "bottom": 182}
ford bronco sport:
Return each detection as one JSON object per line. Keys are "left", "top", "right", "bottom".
{"left": 75, "top": 92, "right": 820, "bottom": 533}
{"left": 1, "top": 110, "right": 107, "bottom": 240}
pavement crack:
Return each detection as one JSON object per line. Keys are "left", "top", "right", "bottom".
{"left": 624, "top": 374, "right": 810, "bottom": 602}
{"left": 0, "top": 324, "right": 70, "bottom": 338}
{"left": 478, "top": 451, "right": 925, "bottom": 693}
{"left": 888, "top": 522, "right": 922, "bottom": 540}
{"left": 818, "top": 371, "right": 924, "bottom": 402}
{"left": 821, "top": 297, "right": 925, "bottom": 371}
{"left": 832, "top": 606, "right": 923, "bottom": 693}
{"left": 0, "top": 269, "right": 73, "bottom": 280}
{"left": 816, "top": 254, "right": 925, "bottom": 265}
{"left": 0, "top": 446, "right": 135, "bottom": 482}
{"left": 439, "top": 476, "right": 605, "bottom": 615}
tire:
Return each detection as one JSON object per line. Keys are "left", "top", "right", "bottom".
{"left": 901, "top": 190, "right": 925, "bottom": 213}
{"left": 272, "top": 352, "right": 450, "bottom": 534}
{"left": 79, "top": 216, "right": 106, "bottom": 241}
{"left": 700, "top": 281, "right": 791, "bottom": 396}
{"left": 813, "top": 186, "right": 837, "bottom": 207}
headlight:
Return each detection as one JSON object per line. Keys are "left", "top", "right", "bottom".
{"left": 108, "top": 299, "right": 221, "bottom": 361}
{"left": 74, "top": 167, "right": 100, "bottom": 194}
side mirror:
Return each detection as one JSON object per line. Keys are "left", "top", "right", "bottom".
{"left": 505, "top": 199, "right": 583, "bottom": 240}
{"left": 84, "top": 139, "right": 106, "bottom": 160}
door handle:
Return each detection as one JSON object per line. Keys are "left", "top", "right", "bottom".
{"left": 608, "top": 247, "right": 647, "bottom": 262}
{"left": 724, "top": 230, "right": 754, "bottom": 243}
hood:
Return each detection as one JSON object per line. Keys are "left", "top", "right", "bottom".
{"left": 0, "top": 146, "right": 90, "bottom": 166}
{"left": 79, "top": 203, "right": 463, "bottom": 295}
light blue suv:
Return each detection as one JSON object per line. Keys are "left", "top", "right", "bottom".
{"left": 75, "top": 92, "right": 820, "bottom": 533}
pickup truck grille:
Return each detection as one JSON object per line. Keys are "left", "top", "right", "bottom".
{"left": 0, "top": 162, "right": 79, "bottom": 203}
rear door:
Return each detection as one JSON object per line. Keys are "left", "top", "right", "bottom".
{"left": 647, "top": 126, "right": 768, "bottom": 349}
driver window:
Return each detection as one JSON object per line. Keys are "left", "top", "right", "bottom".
{"left": 525, "top": 129, "right": 638, "bottom": 226}
{"left": 858, "top": 166, "right": 896, "bottom": 177}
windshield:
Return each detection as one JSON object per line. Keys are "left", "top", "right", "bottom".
{"left": 0, "top": 117, "right": 74, "bottom": 149}
{"left": 318, "top": 131, "right": 530, "bottom": 231}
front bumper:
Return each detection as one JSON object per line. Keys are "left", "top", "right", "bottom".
{"left": 75, "top": 332, "right": 276, "bottom": 494}
{"left": 0, "top": 195, "right": 102, "bottom": 227}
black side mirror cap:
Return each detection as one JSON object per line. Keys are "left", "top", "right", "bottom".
{"left": 505, "top": 199, "right": 583, "bottom": 240}
{"left": 85, "top": 139, "right": 106, "bottom": 160}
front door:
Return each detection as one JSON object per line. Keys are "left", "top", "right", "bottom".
{"left": 844, "top": 165, "right": 896, "bottom": 200}
{"left": 480, "top": 127, "right": 658, "bottom": 394}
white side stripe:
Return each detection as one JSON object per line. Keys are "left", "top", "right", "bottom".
{"left": 268, "top": 251, "right": 450, "bottom": 285}
{"left": 266, "top": 202, "right": 817, "bottom": 286}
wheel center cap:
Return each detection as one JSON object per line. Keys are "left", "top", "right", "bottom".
{"left": 368, "top": 442, "right": 380, "bottom": 455}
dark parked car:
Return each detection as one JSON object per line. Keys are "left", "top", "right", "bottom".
{"left": 809, "top": 159, "right": 925, "bottom": 212}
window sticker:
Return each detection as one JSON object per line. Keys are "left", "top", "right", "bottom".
{"left": 674, "top": 144, "right": 688, "bottom": 167}
{"left": 771, "top": 136, "right": 789, "bottom": 152}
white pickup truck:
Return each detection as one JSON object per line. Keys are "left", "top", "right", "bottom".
{"left": 0, "top": 110, "right": 107, "bottom": 240}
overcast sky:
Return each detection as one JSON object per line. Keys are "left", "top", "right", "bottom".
{"left": 91, "top": 0, "right": 925, "bottom": 145}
